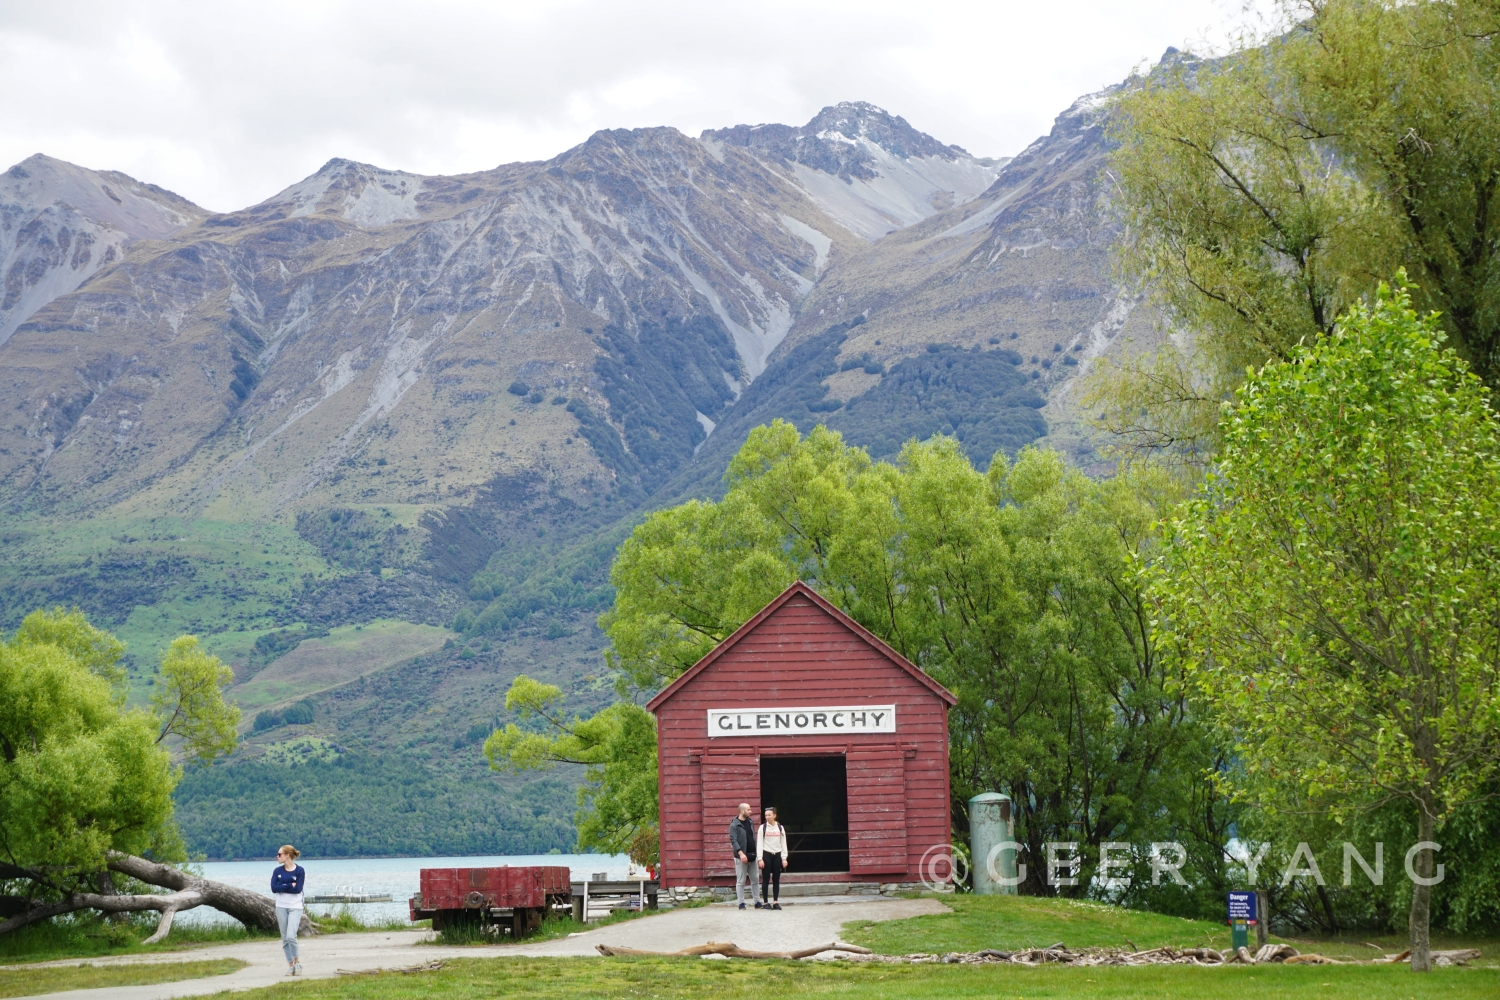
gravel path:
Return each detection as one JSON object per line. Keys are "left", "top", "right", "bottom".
{"left": 7, "top": 895, "right": 946, "bottom": 1000}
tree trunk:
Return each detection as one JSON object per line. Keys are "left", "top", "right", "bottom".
{"left": 0, "top": 889, "right": 203, "bottom": 940}
{"left": 1254, "top": 890, "right": 1269, "bottom": 949}
{"left": 96, "top": 870, "right": 128, "bottom": 925}
{"left": 106, "top": 853, "right": 316, "bottom": 937}
{"left": 0, "top": 856, "right": 318, "bottom": 942}
{"left": 1408, "top": 807, "right": 1435, "bottom": 973}
{"left": 1316, "top": 884, "right": 1340, "bottom": 933}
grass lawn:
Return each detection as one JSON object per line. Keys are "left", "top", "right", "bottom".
{"left": 845, "top": 894, "right": 1500, "bottom": 967}
{"left": 847, "top": 893, "right": 1233, "bottom": 954}
{"left": 0, "top": 917, "right": 277, "bottom": 966}
{"left": 0, "top": 910, "right": 408, "bottom": 966}
{"left": 194, "top": 894, "right": 1499, "bottom": 1000}
{"left": 0, "top": 957, "right": 244, "bottom": 997}
{"left": 193, "top": 955, "right": 1500, "bottom": 999}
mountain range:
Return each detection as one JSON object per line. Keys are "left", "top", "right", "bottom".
{"left": 0, "top": 74, "right": 1161, "bottom": 858}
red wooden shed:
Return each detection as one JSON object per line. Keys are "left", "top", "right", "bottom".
{"left": 647, "top": 581, "right": 957, "bottom": 889}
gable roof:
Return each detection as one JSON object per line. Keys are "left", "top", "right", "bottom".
{"left": 645, "top": 580, "right": 957, "bottom": 711}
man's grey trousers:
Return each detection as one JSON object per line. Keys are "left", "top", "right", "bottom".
{"left": 734, "top": 859, "right": 755, "bottom": 903}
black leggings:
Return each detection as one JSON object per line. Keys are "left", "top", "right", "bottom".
{"left": 760, "top": 854, "right": 783, "bottom": 902}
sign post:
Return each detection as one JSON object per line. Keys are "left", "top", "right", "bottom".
{"left": 1227, "top": 891, "right": 1257, "bottom": 952}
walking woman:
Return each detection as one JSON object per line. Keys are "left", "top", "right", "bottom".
{"left": 756, "top": 807, "right": 789, "bottom": 909}
{"left": 271, "top": 845, "right": 306, "bottom": 976}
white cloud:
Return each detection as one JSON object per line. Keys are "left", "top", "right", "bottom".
{"left": 0, "top": 0, "right": 1274, "bottom": 212}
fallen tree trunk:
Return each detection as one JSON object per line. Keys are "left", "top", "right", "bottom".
{"left": 107, "top": 853, "right": 316, "bottom": 937}
{"left": 0, "top": 854, "right": 316, "bottom": 942}
{"left": 0, "top": 889, "right": 204, "bottom": 943}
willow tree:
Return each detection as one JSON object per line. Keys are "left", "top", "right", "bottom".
{"left": 1103, "top": 0, "right": 1500, "bottom": 456}
{"left": 1155, "top": 283, "right": 1500, "bottom": 970}
{"left": 593, "top": 423, "right": 1228, "bottom": 904}
{"left": 485, "top": 676, "right": 659, "bottom": 864}
{"left": 0, "top": 608, "right": 269, "bottom": 941}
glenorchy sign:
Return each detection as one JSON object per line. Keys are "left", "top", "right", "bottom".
{"left": 706, "top": 705, "right": 897, "bottom": 737}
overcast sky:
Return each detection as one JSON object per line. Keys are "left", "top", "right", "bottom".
{"left": 0, "top": 0, "right": 1274, "bottom": 213}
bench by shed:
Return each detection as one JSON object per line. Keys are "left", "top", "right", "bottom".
{"left": 647, "top": 581, "right": 957, "bottom": 889}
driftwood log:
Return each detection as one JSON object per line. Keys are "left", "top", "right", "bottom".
{"left": 596, "top": 941, "right": 873, "bottom": 960}
{"left": 600, "top": 939, "right": 1484, "bottom": 968}
{"left": 0, "top": 853, "right": 316, "bottom": 943}
{"left": 1371, "top": 948, "right": 1481, "bottom": 967}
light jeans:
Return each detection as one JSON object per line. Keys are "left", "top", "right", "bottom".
{"left": 276, "top": 906, "right": 301, "bottom": 962}
{"left": 734, "top": 859, "right": 755, "bottom": 903}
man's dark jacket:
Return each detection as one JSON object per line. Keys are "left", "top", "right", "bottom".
{"left": 729, "top": 815, "right": 755, "bottom": 859}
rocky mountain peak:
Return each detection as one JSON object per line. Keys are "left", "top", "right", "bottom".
{"left": 703, "top": 102, "right": 1004, "bottom": 240}
{"left": 0, "top": 154, "right": 206, "bottom": 344}
{"left": 250, "top": 158, "right": 427, "bottom": 227}
{"left": 703, "top": 101, "right": 971, "bottom": 181}
{"left": 2, "top": 153, "right": 204, "bottom": 238}
{"left": 803, "top": 101, "right": 969, "bottom": 160}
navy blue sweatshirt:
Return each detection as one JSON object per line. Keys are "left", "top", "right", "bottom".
{"left": 271, "top": 864, "right": 305, "bottom": 898}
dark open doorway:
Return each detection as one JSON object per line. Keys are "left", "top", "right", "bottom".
{"left": 759, "top": 755, "right": 849, "bottom": 873}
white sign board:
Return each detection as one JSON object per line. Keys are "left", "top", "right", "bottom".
{"left": 706, "top": 705, "right": 896, "bottom": 737}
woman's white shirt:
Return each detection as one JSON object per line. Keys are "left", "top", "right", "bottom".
{"left": 757, "top": 822, "right": 789, "bottom": 862}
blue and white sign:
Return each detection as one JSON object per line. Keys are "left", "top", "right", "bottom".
{"left": 1227, "top": 891, "right": 1258, "bottom": 922}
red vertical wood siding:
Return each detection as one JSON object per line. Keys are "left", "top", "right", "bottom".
{"left": 700, "top": 753, "right": 759, "bottom": 878}
{"left": 847, "top": 746, "right": 908, "bottom": 873}
{"left": 650, "top": 586, "right": 953, "bottom": 887}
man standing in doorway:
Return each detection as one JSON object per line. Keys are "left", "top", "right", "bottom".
{"left": 729, "top": 802, "right": 756, "bottom": 909}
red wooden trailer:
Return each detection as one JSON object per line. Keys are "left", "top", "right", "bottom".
{"left": 408, "top": 866, "right": 570, "bottom": 935}
{"left": 647, "top": 581, "right": 957, "bottom": 890}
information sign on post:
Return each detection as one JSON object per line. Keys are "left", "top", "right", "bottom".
{"left": 1227, "top": 891, "right": 1258, "bottom": 951}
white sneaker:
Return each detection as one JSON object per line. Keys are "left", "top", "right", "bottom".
{"left": 293, "top": 961, "right": 303, "bottom": 976}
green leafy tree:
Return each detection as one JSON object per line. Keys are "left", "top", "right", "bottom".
{"left": 484, "top": 677, "right": 658, "bottom": 863}
{"left": 603, "top": 421, "right": 1231, "bottom": 903}
{"left": 152, "top": 636, "right": 240, "bottom": 763}
{"left": 1103, "top": 0, "right": 1500, "bottom": 456}
{"left": 601, "top": 421, "right": 870, "bottom": 692}
{"left": 10, "top": 608, "right": 127, "bottom": 690}
{"left": 1, "top": 609, "right": 244, "bottom": 936}
{"left": 0, "top": 610, "right": 175, "bottom": 874}
{"left": 1154, "top": 281, "right": 1500, "bottom": 969}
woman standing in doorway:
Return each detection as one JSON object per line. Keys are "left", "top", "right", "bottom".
{"left": 271, "top": 845, "right": 306, "bottom": 975}
{"left": 756, "top": 807, "right": 789, "bottom": 909}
